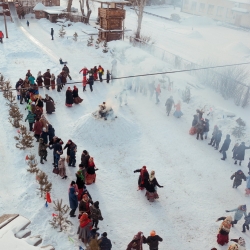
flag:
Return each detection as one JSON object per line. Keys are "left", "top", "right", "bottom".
{"left": 52, "top": 213, "right": 58, "bottom": 217}
{"left": 25, "top": 155, "right": 29, "bottom": 160}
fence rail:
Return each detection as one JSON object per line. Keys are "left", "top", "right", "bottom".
{"left": 129, "top": 36, "right": 250, "bottom": 107}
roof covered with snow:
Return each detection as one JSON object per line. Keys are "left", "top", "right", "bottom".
{"left": 33, "top": 3, "right": 45, "bottom": 11}
{"left": 231, "top": 7, "right": 249, "bottom": 12}
{"left": 228, "top": 0, "right": 250, "bottom": 4}
{"left": 93, "top": 0, "right": 130, "bottom": 4}
{"left": 43, "top": 6, "right": 66, "bottom": 14}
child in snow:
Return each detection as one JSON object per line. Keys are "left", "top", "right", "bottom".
{"left": 242, "top": 212, "right": 250, "bottom": 232}
{"left": 225, "top": 205, "right": 247, "bottom": 226}
{"left": 231, "top": 170, "right": 246, "bottom": 188}
{"left": 173, "top": 100, "right": 183, "bottom": 118}
{"left": 216, "top": 216, "right": 232, "bottom": 246}
{"left": 58, "top": 155, "right": 67, "bottom": 179}
{"left": 106, "top": 70, "right": 111, "bottom": 83}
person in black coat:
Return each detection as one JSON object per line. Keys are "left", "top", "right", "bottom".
{"left": 219, "top": 134, "right": 231, "bottom": 160}
{"left": 203, "top": 118, "right": 209, "bottom": 139}
{"left": 40, "top": 127, "right": 48, "bottom": 144}
{"left": 213, "top": 130, "right": 222, "bottom": 150}
{"left": 144, "top": 231, "right": 163, "bottom": 250}
{"left": 196, "top": 119, "right": 205, "bottom": 140}
{"left": 231, "top": 170, "right": 246, "bottom": 188}
{"left": 192, "top": 115, "right": 198, "bottom": 127}
{"left": 208, "top": 125, "right": 218, "bottom": 146}
{"left": 51, "top": 28, "right": 54, "bottom": 40}
{"left": 99, "top": 232, "right": 112, "bottom": 250}
{"left": 234, "top": 142, "right": 250, "bottom": 166}
{"left": 65, "top": 87, "right": 73, "bottom": 107}
{"left": 88, "top": 74, "right": 94, "bottom": 92}
{"left": 62, "top": 64, "right": 72, "bottom": 80}
{"left": 81, "top": 150, "right": 90, "bottom": 168}
{"left": 47, "top": 124, "right": 55, "bottom": 141}
{"left": 49, "top": 139, "right": 63, "bottom": 167}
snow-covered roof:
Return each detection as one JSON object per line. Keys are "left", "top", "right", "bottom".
{"left": 33, "top": 3, "right": 45, "bottom": 11}
{"left": 228, "top": 0, "right": 250, "bottom": 3}
{"left": 43, "top": 6, "right": 66, "bottom": 14}
{"left": 231, "top": 7, "right": 249, "bottom": 12}
{"left": 93, "top": 0, "right": 130, "bottom": 4}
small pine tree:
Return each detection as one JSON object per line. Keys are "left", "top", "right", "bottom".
{"left": 36, "top": 170, "right": 52, "bottom": 198}
{"left": 8, "top": 103, "right": 23, "bottom": 128}
{"left": 73, "top": 32, "right": 78, "bottom": 41}
{"left": 59, "top": 26, "right": 66, "bottom": 38}
{"left": 27, "top": 154, "right": 39, "bottom": 174}
{"left": 14, "top": 125, "right": 34, "bottom": 150}
{"left": 87, "top": 35, "right": 94, "bottom": 46}
{"left": 95, "top": 38, "right": 101, "bottom": 49}
{"left": 102, "top": 41, "right": 109, "bottom": 53}
{"left": 49, "top": 199, "right": 73, "bottom": 232}
{"left": 232, "top": 118, "right": 246, "bottom": 138}
{"left": 2, "top": 81, "right": 12, "bottom": 99}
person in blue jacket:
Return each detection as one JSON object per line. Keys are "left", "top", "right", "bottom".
{"left": 69, "top": 187, "right": 78, "bottom": 217}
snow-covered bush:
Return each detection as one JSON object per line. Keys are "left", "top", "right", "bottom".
{"left": 72, "top": 32, "right": 78, "bottom": 41}
{"left": 36, "top": 171, "right": 52, "bottom": 198}
{"left": 8, "top": 103, "right": 23, "bottom": 128}
{"left": 87, "top": 35, "right": 94, "bottom": 46}
{"left": 103, "top": 41, "right": 109, "bottom": 53}
{"left": 27, "top": 154, "right": 39, "bottom": 174}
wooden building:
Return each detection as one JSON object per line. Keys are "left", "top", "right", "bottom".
{"left": 94, "top": 0, "right": 129, "bottom": 42}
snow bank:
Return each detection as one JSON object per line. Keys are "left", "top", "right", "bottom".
{"left": 224, "top": 42, "right": 250, "bottom": 55}
{"left": 181, "top": 16, "right": 215, "bottom": 26}
{"left": 187, "top": 30, "right": 203, "bottom": 39}
{"left": 72, "top": 114, "right": 141, "bottom": 147}
{"left": 33, "top": 3, "right": 45, "bottom": 11}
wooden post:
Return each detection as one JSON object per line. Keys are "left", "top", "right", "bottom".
{"left": 3, "top": 11, "right": 8, "bottom": 38}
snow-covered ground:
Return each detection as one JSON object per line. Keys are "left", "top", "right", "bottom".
{"left": 0, "top": 4, "right": 250, "bottom": 250}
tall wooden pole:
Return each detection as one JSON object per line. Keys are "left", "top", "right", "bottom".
{"left": 3, "top": 11, "right": 9, "bottom": 38}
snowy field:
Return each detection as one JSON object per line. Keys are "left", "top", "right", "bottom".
{"left": 0, "top": 3, "right": 250, "bottom": 250}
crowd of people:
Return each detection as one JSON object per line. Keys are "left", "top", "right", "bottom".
{"left": 187, "top": 108, "right": 249, "bottom": 249}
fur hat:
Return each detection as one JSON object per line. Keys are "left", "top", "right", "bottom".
{"left": 241, "top": 205, "right": 247, "bottom": 211}
{"left": 228, "top": 244, "right": 239, "bottom": 250}
{"left": 238, "top": 237, "right": 245, "bottom": 246}
{"left": 150, "top": 230, "right": 156, "bottom": 236}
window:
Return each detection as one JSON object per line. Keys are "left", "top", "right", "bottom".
{"left": 191, "top": 1, "right": 197, "bottom": 11}
{"left": 184, "top": 0, "right": 189, "bottom": 9}
{"left": 199, "top": 3, "right": 205, "bottom": 12}
{"left": 226, "top": 8, "right": 233, "bottom": 18}
{"left": 207, "top": 4, "right": 214, "bottom": 15}
{"left": 217, "top": 6, "right": 224, "bottom": 17}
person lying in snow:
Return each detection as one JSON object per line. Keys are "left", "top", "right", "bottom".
{"left": 59, "top": 58, "right": 67, "bottom": 64}
{"left": 92, "top": 102, "right": 117, "bottom": 120}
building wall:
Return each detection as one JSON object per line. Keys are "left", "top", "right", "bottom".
{"left": 182, "top": 0, "right": 250, "bottom": 28}
{"left": 17, "top": 0, "right": 60, "bottom": 8}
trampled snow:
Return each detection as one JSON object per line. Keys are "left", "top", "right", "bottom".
{"left": 0, "top": 4, "right": 250, "bottom": 250}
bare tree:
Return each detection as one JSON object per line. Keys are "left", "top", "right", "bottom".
{"left": 131, "top": 0, "right": 147, "bottom": 39}
{"left": 79, "top": 0, "right": 92, "bottom": 24}
{"left": 67, "top": 0, "right": 73, "bottom": 13}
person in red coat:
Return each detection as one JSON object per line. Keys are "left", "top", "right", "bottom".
{"left": 93, "top": 66, "right": 98, "bottom": 81}
{"left": 86, "top": 157, "right": 98, "bottom": 185}
{"left": 79, "top": 67, "right": 89, "bottom": 76}
{"left": 134, "top": 166, "right": 149, "bottom": 190}
{"left": 33, "top": 118, "right": 43, "bottom": 142}
{"left": 0, "top": 31, "right": 4, "bottom": 44}
{"left": 216, "top": 216, "right": 232, "bottom": 246}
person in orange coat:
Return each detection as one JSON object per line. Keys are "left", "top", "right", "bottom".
{"left": 86, "top": 157, "right": 98, "bottom": 185}
{"left": 155, "top": 84, "right": 161, "bottom": 104}
{"left": 173, "top": 100, "right": 183, "bottom": 118}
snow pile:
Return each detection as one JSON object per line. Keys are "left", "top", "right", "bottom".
{"left": 181, "top": 16, "right": 215, "bottom": 26}
{"left": 224, "top": 42, "right": 250, "bottom": 55}
{"left": 33, "top": 3, "right": 45, "bottom": 11}
{"left": 187, "top": 30, "right": 203, "bottom": 39}
{"left": 72, "top": 113, "right": 141, "bottom": 147}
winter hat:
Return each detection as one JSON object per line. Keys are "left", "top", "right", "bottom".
{"left": 39, "top": 138, "right": 43, "bottom": 142}
{"left": 83, "top": 150, "right": 88, "bottom": 154}
{"left": 70, "top": 181, "right": 76, "bottom": 186}
{"left": 29, "top": 99, "right": 32, "bottom": 103}
{"left": 211, "top": 248, "right": 217, "bottom": 250}
{"left": 31, "top": 102, "right": 35, "bottom": 105}
{"left": 225, "top": 216, "right": 232, "bottom": 223}
{"left": 43, "top": 127, "right": 46, "bottom": 132}
{"left": 53, "top": 136, "right": 58, "bottom": 140}
{"left": 80, "top": 213, "right": 88, "bottom": 221}
{"left": 94, "top": 201, "right": 99, "bottom": 208}
{"left": 238, "top": 237, "right": 246, "bottom": 247}
{"left": 150, "top": 230, "right": 156, "bottom": 236}
{"left": 102, "top": 232, "right": 107, "bottom": 237}
{"left": 60, "top": 155, "right": 65, "bottom": 159}
{"left": 142, "top": 166, "right": 146, "bottom": 169}
{"left": 241, "top": 205, "right": 247, "bottom": 211}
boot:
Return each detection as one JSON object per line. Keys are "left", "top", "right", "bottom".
{"left": 205, "top": 136, "right": 207, "bottom": 139}
{"left": 40, "top": 160, "right": 44, "bottom": 164}
{"left": 234, "top": 161, "right": 237, "bottom": 165}
{"left": 239, "top": 161, "right": 241, "bottom": 166}
{"left": 221, "top": 158, "right": 225, "bottom": 161}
